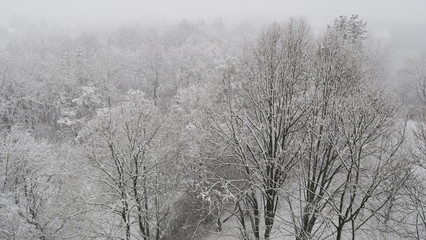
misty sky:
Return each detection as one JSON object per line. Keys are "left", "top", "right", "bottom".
{"left": 1, "top": 0, "right": 425, "bottom": 63}
{"left": 1, "top": 0, "right": 425, "bottom": 26}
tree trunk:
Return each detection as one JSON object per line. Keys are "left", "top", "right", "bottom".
{"left": 143, "top": 168, "right": 150, "bottom": 239}
{"left": 264, "top": 188, "right": 277, "bottom": 240}
{"left": 336, "top": 218, "right": 345, "bottom": 240}
{"left": 251, "top": 191, "right": 261, "bottom": 240}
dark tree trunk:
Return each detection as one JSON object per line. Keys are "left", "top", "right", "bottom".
{"left": 264, "top": 188, "right": 277, "bottom": 240}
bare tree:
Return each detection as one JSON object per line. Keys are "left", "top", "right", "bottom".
{"left": 200, "top": 16, "right": 409, "bottom": 240}
{"left": 79, "top": 91, "right": 182, "bottom": 240}
{"left": 208, "top": 18, "right": 314, "bottom": 240}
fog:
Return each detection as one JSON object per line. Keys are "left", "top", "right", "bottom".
{"left": 1, "top": 0, "right": 425, "bottom": 25}
{"left": 1, "top": 0, "right": 425, "bottom": 59}
{"left": 2, "top": 1, "right": 426, "bottom": 240}
{"left": 1, "top": 0, "right": 425, "bottom": 28}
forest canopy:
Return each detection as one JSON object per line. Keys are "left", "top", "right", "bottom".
{"left": 0, "top": 15, "right": 425, "bottom": 240}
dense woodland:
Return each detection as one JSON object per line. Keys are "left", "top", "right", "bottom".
{"left": 1, "top": 15, "right": 426, "bottom": 240}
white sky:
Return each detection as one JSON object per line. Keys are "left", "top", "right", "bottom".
{"left": 0, "top": 0, "right": 424, "bottom": 81}
{"left": 0, "top": 0, "right": 425, "bottom": 27}
{"left": 1, "top": 0, "right": 425, "bottom": 63}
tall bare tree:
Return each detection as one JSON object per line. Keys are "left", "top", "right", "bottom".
{"left": 208, "top": 18, "right": 314, "bottom": 240}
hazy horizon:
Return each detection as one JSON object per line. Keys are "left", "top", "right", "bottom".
{"left": 1, "top": 0, "right": 425, "bottom": 26}
{"left": 1, "top": 0, "right": 425, "bottom": 58}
